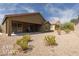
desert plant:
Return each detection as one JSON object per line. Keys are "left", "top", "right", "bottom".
{"left": 64, "top": 29, "right": 71, "bottom": 33}
{"left": 55, "top": 24, "right": 60, "bottom": 30}
{"left": 70, "top": 19, "right": 77, "bottom": 25}
{"left": 16, "top": 34, "right": 31, "bottom": 50}
{"left": 70, "top": 16, "right": 79, "bottom": 25}
{"left": 62, "top": 22, "right": 75, "bottom": 33}
{"left": 22, "top": 34, "right": 31, "bottom": 41}
{"left": 63, "top": 22, "right": 74, "bottom": 31}
{"left": 44, "top": 35, "right": 57, "bottom": 46}
{"left": 16, "top": 38, "right": 29, "bottom": 50}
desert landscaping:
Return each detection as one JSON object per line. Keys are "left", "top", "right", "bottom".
{"left": 0, "top": 24, "right": 79, "bottom": 56}
{"left": 0, "top": 3, "right": 79, "bottom": 56}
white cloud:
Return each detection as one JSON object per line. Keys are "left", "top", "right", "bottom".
{"left": 0, "top": 8, "right": 5, "bottom": 10}
{"left": 0, "top": 8, "right": 16, "bottom": 11}
{"left": 45, "top": 4, "right": 79, "bottom": 23}
{"left": 59, "top": 9, "right": 78, "bottom": 23}
{"left": 22, "top": 7, "right": 36, "bottom": 13}
{"left": 0, "top": 4, "right": 18, "bottom": 11}
{"left": 0, "top": 6, "right": 36, "bottom": 24}
{"left": 49, "top": 17, "right": 60, "bottom": 21}
{"left": 48, "top": 17, "right": 60, "bottom": 24}
{"left": 0, "top": 14, "right": 5, "bottom": 24}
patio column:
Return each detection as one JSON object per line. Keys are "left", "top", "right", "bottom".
{"left": 7, "top": 19, "right": 12, "bottom": 36}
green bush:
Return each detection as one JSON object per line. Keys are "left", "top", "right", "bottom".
{"left": 63, "top": 22, "right": 74, "bottom": 31}
{"left": 16, "top": 38, "right": 29, "bottom": 50}
{"left": 55, "top": 24, "right": 60, "bottom": 30}
{"left": 64, "top": 29, "right": 71, "bottom": 33}
{"left": 44, "top": 35, "right": 57, "bottom": 45}
{"left": 62, "top": 22, "right": 75, "bottom": 33}
{"left": 22, "top": 34, "right": 31, "bottom": 41}
{"left": 16, "top": 34, "right": 31, "bottom": 50}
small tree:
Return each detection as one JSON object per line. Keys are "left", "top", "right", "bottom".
{"left": 62, "top": 22, "right": 75, "bottom": 33}
{"left": 55, "top": 21, "right": 61, "bottom": 35}
{"left": 70, "top": 16, "right": 79, "bottom": 25}
{"left": 64, "top": 22, "right": 74, "bottom": 30}
{"left": 71, "top": 19, "right": 76, "bottom": 24}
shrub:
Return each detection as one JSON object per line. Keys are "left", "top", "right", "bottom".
{"left": 16, "top": 38, "right": 29, "bottom": 50}
{"left": 16, "top": 34, "right": 31, "bottom": 50}
{"left": 62, "top": 22, "right": 75, "bottom": 33}
{"left": 70, "top": 19, "right": 77, "bottom": 25}
{"left": 44, "top": 35, "right": 57, "bottom": 46}
{"left": 55, "top": 24, "right": 60, "bottom": 30}
{"left": 55, "top": 24, "right": 62, "bottom": 35}
{"left": 22, "top": 34, "right": 31, "bottom": 41}
{"left": 63, "top": 22, "right": 74, "bottom": 31}
{"left": 64, "top": 29, "right": 71, "bottom": 33}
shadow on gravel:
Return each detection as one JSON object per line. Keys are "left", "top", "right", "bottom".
{"left": 21, "top": 45, "right": 34, "bottom": 53}
{"left": 11, "top": 31, "right": 54, "bottom": 36}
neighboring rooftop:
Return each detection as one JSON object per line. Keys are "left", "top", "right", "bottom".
{"left": 49, "top": 18, "right": 60, "bottom": 25}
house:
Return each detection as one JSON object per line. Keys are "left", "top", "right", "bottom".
{"left": 49, "top": 19, "right": 61, "bottom": 31}
{"left": 2, "top": 13, "right": 50, "bottom": 36}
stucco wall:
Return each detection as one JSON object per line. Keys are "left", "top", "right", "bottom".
{"left": 40, "top": 22, "right": 50, "bottom": 32}
{"left": 2, "top": 20, "right": 6, "bottom": 33}
{"left": 50, "top": 24, "right": 55, "bottom": 31}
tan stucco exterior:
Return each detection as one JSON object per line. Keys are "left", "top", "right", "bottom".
{"left": 2, "top": 20, "right": 7, "bottom": 33}
{"left": 50, "top": 24, "right": 55, "bottom": 31}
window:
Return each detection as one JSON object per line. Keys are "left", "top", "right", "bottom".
{"left": 18, "top": 24, "right": 22, "bottom": 27}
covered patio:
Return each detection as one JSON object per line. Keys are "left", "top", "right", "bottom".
{"left": 12, "top": 21, "right": 42, "bottom": 34}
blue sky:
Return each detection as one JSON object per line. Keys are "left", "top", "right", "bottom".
{"left": 0, "top": 3, "right": 79, "bottom": 24}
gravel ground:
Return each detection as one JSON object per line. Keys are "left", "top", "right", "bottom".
{"left": 0, "top": 26, "right": 79, "bottom": 56}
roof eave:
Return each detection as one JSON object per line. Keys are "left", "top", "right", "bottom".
{"left": 2, "top": 16, "right": 7, "bottom": 25}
